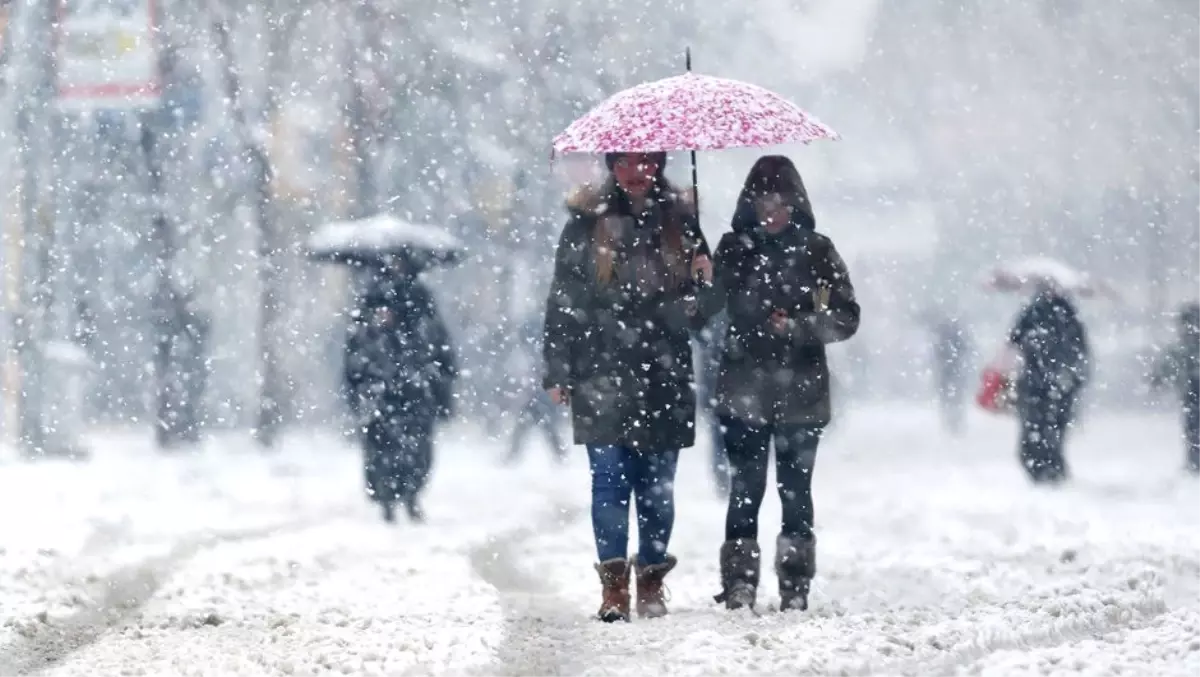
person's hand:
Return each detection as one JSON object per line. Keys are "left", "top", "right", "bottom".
{"left": 769, "top": 309, "right": 790, "bottom": 334}
{"left": 813, "top": 285, "right": 831, "bottom": 311}
{"left": 547, "top": 387, "right": 570, "bottom": 405}
{"left": 691, "top": 254, "right": 713, "bottom": 284}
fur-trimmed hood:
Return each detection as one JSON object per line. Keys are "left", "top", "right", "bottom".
{"left": 565, "top": 177, "right": 696, "bottom": 220}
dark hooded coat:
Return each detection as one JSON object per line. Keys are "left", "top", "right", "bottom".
{"left": 699, "top": 156, "right": 860, "bottom": 427}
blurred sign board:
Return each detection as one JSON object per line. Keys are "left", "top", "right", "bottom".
{"left": 1, "top": 6, "right": 10, "bottom": 56}
{"left": 54, "top": 0, "right": 161, "bottom": 111}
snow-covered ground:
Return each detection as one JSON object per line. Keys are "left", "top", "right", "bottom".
{"left": 1, "top": 405, "right": 1196, "bottom": 676}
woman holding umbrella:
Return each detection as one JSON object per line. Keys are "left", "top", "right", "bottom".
{"left": 543, "top": 151, "right": 711, "bottom": 622}
{"left": 700, "top": 155, "right": 860, "bottom": 613}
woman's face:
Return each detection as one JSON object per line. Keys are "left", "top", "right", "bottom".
{"left": 612, "top": 153, "right": 660, "bottom": 199}
{"left": 755, "top": 192, "right": 792, "bottom": 233}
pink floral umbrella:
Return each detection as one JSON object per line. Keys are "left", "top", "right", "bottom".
{"left": 552, "top": 71, "right": 839, "bottom": 156}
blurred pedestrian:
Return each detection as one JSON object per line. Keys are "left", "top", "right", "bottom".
{"left": 1149, "top": 302, "right": 1199, "bottom": 475}
{"left": 1007, "top": 282, "right": 1090, "bottom": 484}
{"left": 505, "top": 317, "right": 569, "bottom": 464}
{"left": 695, "top": 311, "right": 731, "bottom": 495}
{"left": 931, "top": 315, "right": 972, "bottom": 435}
{"left": 345, "top": 267, "right": 458, "bottom": 523}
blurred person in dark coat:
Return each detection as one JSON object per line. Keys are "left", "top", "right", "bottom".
{"left": 1150, "top": 302, "right": 1199, "bottom": 475}
{"left": 154, "top": 277, "right": 211, "bottom": 449}
{"left": 1007, "top": 283, "right": 1091, "bottom": 484}
{"left": 695, "top": 311, "right": 731, "bottom": 495}
{"left": 504, "top": 317, "right": 569, "bottom": 464}
{"left": 345, "top": 270, "right": 457, "bottom": 523}
{"left": 931, "top": 315, "right": 972, "bottom": 435}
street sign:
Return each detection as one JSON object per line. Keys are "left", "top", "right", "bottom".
{"left": 54, "top": 0, "right": 161, "bottom": 111}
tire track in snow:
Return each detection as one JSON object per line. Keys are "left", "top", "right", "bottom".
{"left": 0, "top": 513, "right": 353, "bottom": 676}
{"left": 871, "top": 594, "right": 1170, "bottom": 676}
{"left": 468, "top": 504, "right": 588, "bottom": 676}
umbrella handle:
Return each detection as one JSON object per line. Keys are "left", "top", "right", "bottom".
{"left": 685, "top": 47, "right": 701, "bottom": 219}
{"left": 690, "top": 149, "right": 699, "bottom": 213}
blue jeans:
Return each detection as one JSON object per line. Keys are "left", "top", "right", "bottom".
{"left": 587, "top": 445, "right": 679, "bottom": 566}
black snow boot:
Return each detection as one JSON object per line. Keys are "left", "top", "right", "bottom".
{"left": 776, "top": 534, "right": 816, "bottom": 612}
{"left": 405, "top": 499, "right": 424, "bottom": 520}
{"left": 714, "top": 539, "right": 760, "bottom": 611}
{"left": 404, "top": 495, "right": 426, "bottom": 523}
{"left": 381, "top": 501, "right": 396, "bottom": 524}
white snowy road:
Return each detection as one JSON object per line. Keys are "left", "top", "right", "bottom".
{"left": 1, "top": 406, "right": 1197, "bottom": 676}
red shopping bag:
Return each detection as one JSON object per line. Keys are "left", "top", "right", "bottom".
{"left": 976, "top": 344, "right": 1019, "bottom": 414}
{"left": 976, "top": 368, "right": 1014, "bottom": 413}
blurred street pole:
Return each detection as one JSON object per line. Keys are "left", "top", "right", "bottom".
{"left": 141, "top": 110, "right": 184, "bottom": 449}
{"left": 210, "top": 0, "right": 284, "bottom": 447}
{"left": 346, "top": 0, "right": 380, "bottom": 220}
{"left": 8, "top": 0, "right": 55, "bottom": 456}
{"left": 1147, "top": 199, "right": 1167, "bottom": 324}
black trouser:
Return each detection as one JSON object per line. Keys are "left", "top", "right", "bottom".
{"left": 363, "top": 414, "right": 435, "bottom": 503}
{"left": 1018, "top": 390, "right": 1077, "bottom": 483}
{"left": 507, "top": 393, "right": 568, "bottom": 462}
{"left": 937, "top": 370, "right": 966, "bottom": 434}
{"left": 721, "top": 416, "right": 823, "bottom": 542}
{"left": 1185, "top": 383, "right": 1199, "bottom": 473}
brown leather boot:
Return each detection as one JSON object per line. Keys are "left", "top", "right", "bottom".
{"left": 594, "top": 558, "right": 631, "bottom": 622}
{"left": 776, "top": 534, "right": 816, "bottom": 612}
{"left": 634, "top": 554, "right": 677, "bottom": 619}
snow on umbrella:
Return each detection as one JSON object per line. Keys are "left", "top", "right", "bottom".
{"left": 985, "top": 257, "right": 1117, "bottom": 300}
{"left": 551, "top": 72, "right": 839, "bottom": 156}
{"left": 306, "top": 214, "right": 464, "bottom": 269}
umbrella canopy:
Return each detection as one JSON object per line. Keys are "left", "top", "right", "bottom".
{"left": 985, "top": 257, "right": 1117, "bottom": 300}
{"left": 552, "top": 72, "right": 838, "bottom": 156}
{"left": 306, "top": 214, "right": 463, "bottom": 269}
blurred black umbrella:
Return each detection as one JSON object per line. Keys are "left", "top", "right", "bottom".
{"left": 984, "top": 256, "right": 1119, "bottom": 301}
{"left": 306, "top": 214, "right": 465, "bottom": 271}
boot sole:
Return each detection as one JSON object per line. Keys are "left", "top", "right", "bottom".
{"left": 779, "top": 597, "right": 809, "bottom": 612}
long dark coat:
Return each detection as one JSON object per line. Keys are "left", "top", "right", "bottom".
{"left": 700, "top": 223, "right": 860, "bottom": 428}
{"left": 542, "top": 179, "right": 709, "bottom": 451}
{"left": 1152, "top": 304, "right": 1200, "bottom": 412}
{"left": 344, "top": 280, "right": 458, "bottom": 423}
{"left": 1007, "top": 289, "right": 1090, "bottom": 405}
